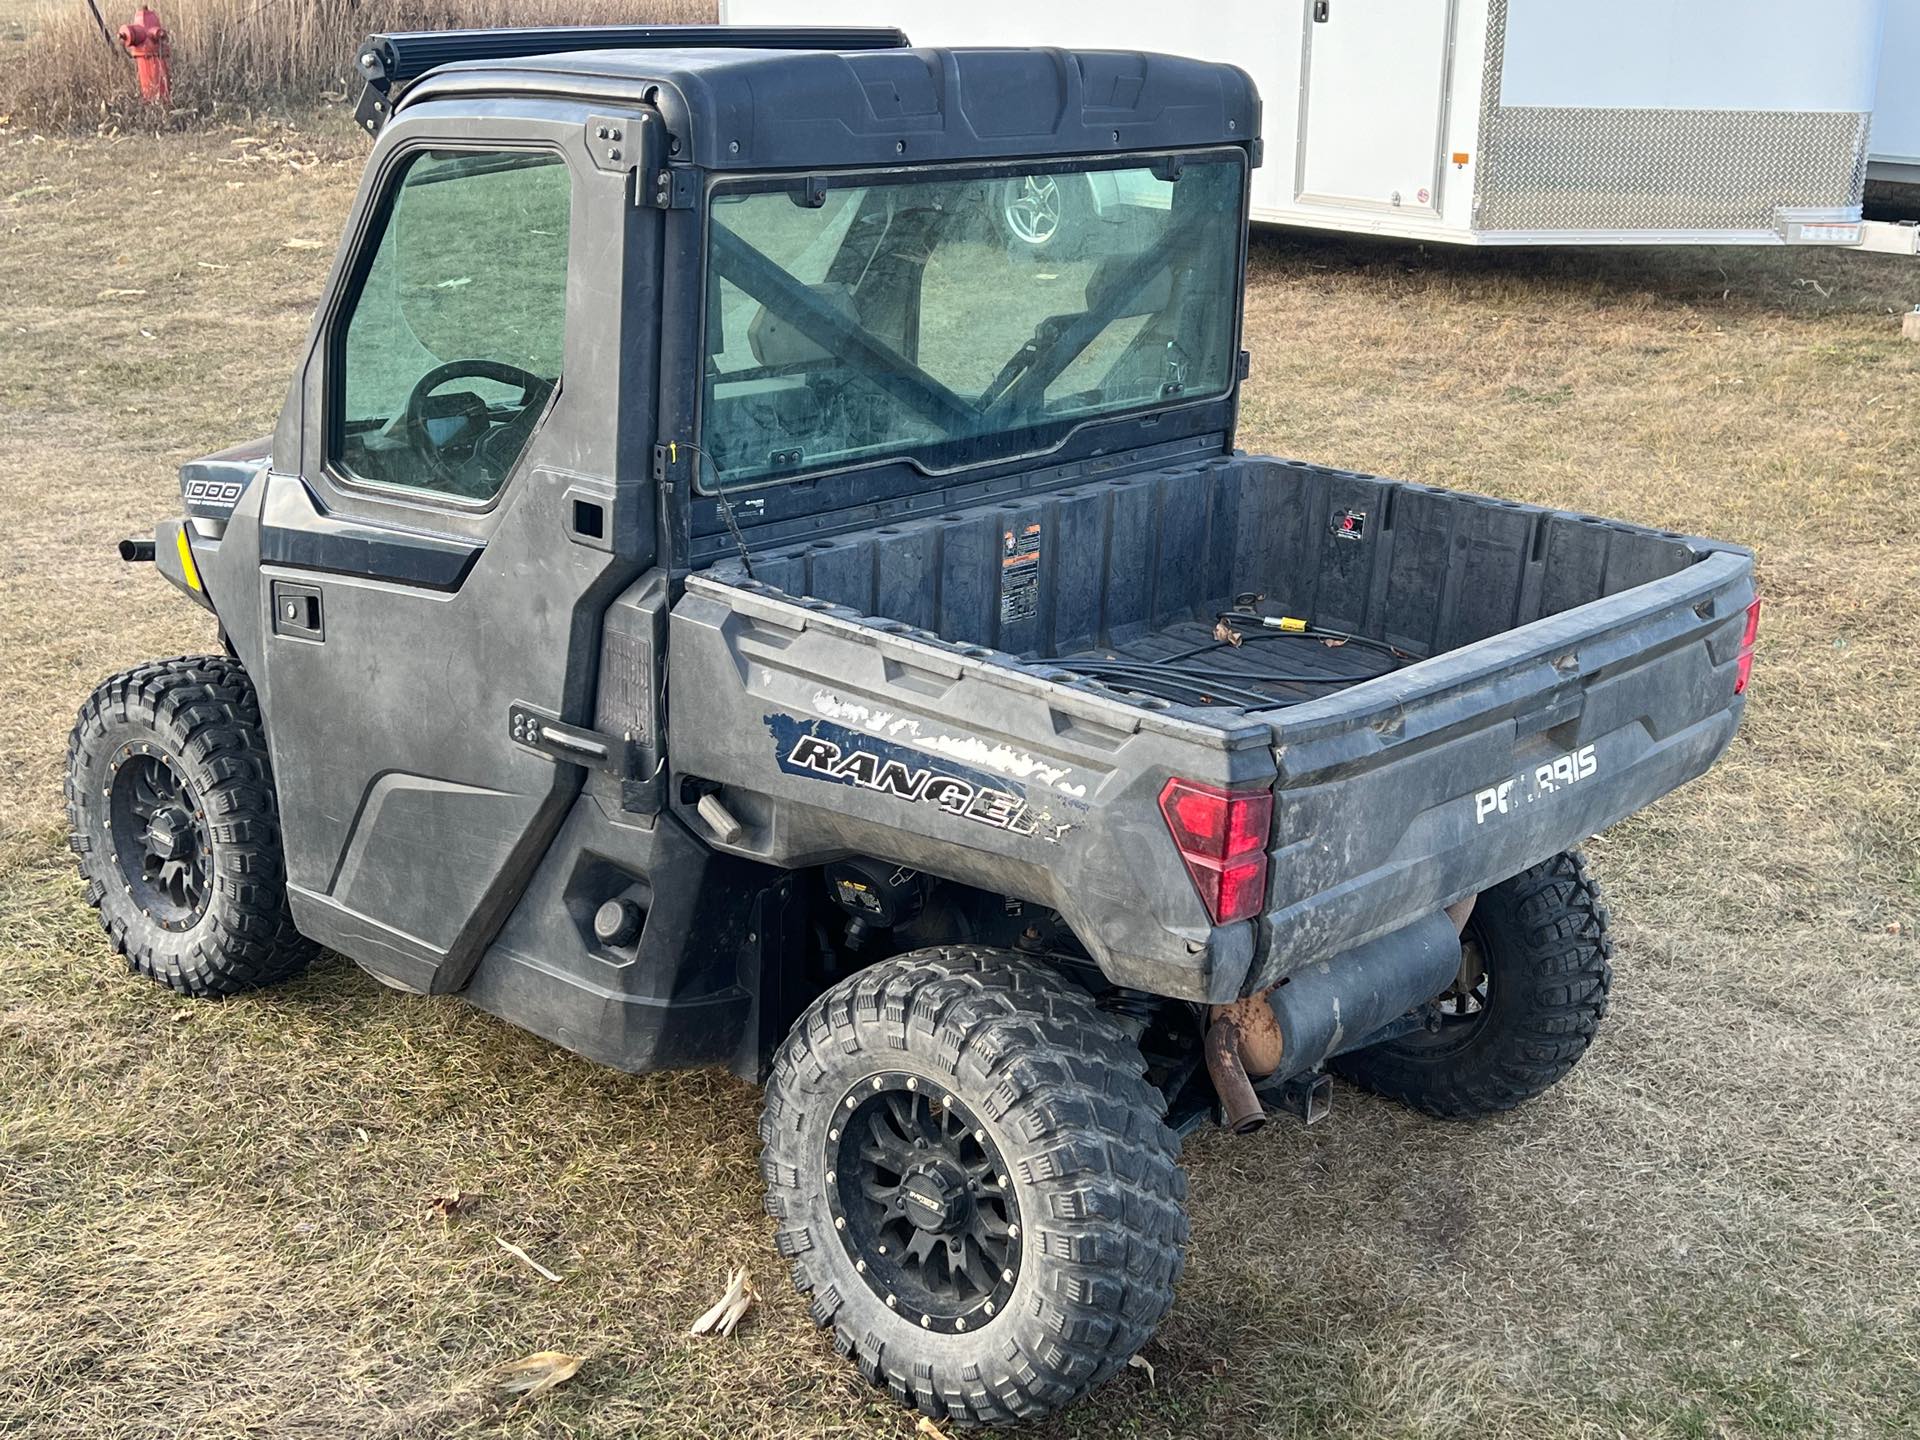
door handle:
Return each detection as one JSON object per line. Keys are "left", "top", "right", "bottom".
{"left": 271, "top": 579, "right": 324, "bottom": 641}
{"left": 563, "top": 481, "right": 615, "bottom": 552}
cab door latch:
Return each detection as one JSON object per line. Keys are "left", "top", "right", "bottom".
{"left": 509, "top": 702, "right": 626, "bottom": 773}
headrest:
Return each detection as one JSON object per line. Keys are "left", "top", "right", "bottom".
{"left": 747, "top": 282, "right": 861, "bottom": 367}
{"left": 1085, "top": 256, "right": 1174, "bottom": 319}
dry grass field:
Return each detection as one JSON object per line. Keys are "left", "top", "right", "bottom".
{"left": 0, "top": 0, "right": 711, "bottom": 127}
{"left": 2, "top": 101, "right": 1917, "bottom": 1440}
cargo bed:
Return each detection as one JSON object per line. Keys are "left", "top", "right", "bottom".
{"left": 669, "top": 454, "right": 1756, "bottom": 1002}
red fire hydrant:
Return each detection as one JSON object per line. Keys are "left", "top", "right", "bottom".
{"left": 118, "top": 7, "right": 171, "bottom": 105}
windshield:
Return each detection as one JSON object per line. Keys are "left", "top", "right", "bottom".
{"left": 699, "top": 152, "right": 1243, "bottom": 489}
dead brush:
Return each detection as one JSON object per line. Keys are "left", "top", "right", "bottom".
{"left": 0, "top": 0, "right": 715, "bottom": 129}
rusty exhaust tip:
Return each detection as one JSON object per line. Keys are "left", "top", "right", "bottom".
{"left": 1210, "top": 990, "right": 1282, "bottom": 1079}
{"left": 1204, "top": 1013, "right": 1266, "bottom": 1134}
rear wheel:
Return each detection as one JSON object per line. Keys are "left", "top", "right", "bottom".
{"left": 66, "top": 656, "right": 315, "bottom": 997}
{"left": 760, "top": 946, "right": 1187, "bottom": 1425}
{"left": 1333, "top": 850, "right": 1613, "bottom": 1118}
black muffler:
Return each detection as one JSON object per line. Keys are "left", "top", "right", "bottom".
{"left": 1263, "top": 909, "right": 1460, "bottom": 1084}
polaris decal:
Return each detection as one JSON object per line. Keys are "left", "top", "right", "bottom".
{"left": 765, "top": 713, "right": 1069, "bottom": 842}
{"left": 1474, "top": 744, "right": 1599, "bottom": 824}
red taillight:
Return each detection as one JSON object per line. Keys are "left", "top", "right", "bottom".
{"left": 1734, "top": 596, "right": 1761, "bottom": 695}
{"left": 1157, "top": 777, "right": 1273, "bottom": 925}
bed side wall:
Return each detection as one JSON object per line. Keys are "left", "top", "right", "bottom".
{"left": 710, "top": 456, "right": 1711, "bottom": 661}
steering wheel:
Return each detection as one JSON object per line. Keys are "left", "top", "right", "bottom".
{"left": 403, "top": 358, "right": 554, "bottom": 493}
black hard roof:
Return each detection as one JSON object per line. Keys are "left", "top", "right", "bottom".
{"left": 400, "top": 44, "right": 1261, "bottom": 170}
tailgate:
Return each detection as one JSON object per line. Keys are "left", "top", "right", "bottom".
{"left": 1248, "top": 546, "right": 1757, "bottom": 988}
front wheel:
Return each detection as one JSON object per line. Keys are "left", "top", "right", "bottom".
{"left": 66, "top": 656, "right": 315, "bottom": 997}
{"left": 1333, "top": 850, "right": 1613, "bottom": 1119}
{"left": 760, "top": 946, "right": 1188, "bottom": 1426}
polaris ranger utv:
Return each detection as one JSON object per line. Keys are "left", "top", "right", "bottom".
{"left": 69, "top": 25, "right": 1761, "bottom": 1425}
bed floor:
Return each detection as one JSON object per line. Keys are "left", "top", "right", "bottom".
{"left": 1053, "top": 618, "right": 1403, "bottom": 711}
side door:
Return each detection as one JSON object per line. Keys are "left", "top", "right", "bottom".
{"left": 250, "top": 109, "right": 655, "bottom": 994}
{"left": 1297, "top": 0, "right": 1459, "bottom": 215}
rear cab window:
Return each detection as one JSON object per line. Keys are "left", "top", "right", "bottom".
{"left": 699, "top": 152, "right": 1244, "bottom": 490}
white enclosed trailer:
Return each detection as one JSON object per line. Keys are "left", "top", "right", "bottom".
{"left": 722, "top": 0, "right": 1884, "bottom": 248}
{"left": 1871, "top": 1, "right": 1920, "bottom": 184}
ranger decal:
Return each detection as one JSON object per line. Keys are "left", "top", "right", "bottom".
{"left": 765, "top": 713, "right": 1071, "bottom": 842}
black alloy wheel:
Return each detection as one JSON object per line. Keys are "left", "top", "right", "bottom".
{"left": 67, "top": 656, "right": 315, "bottom": 996}
{"left": 106, "top": 747, "right": 213, "bottom": 932}
{"left": 825, "top": 1073, "right": 1020, "bottom": 1334}
{"left": 760, "top": 946, "right": 1188, "bottom": 1425}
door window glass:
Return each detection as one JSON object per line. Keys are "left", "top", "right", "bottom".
{"left": 334, "top": 150, "right": 571, "bottom": 501}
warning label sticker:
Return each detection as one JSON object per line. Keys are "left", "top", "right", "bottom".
{"left": 1000, "top": 522, "right": 1042, "bottom": 625}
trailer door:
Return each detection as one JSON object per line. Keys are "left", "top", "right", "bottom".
{"left": 1298, "top": 0, "right": 1457, "bottom": 215}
